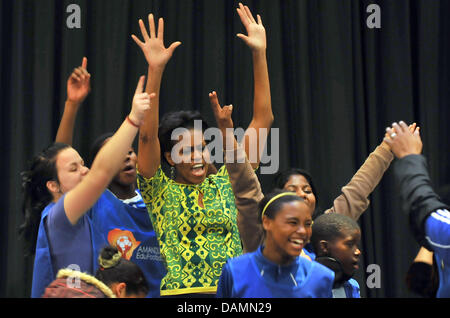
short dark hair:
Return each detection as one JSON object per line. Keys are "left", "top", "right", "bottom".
{"left": 95, "top": 245, "right": 149, "bottom": 296}
{"left": 258, "top": 189, "right": 305, "bottom": 223}
{"left": 310, "top": 213, "right": 360, "bottom": 255}
{"left": 158, "top": 110, "right": 209, "bottom": 163}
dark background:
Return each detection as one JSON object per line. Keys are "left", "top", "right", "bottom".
{"left": 1, "top": 0, "right": 449, "bottom": 298}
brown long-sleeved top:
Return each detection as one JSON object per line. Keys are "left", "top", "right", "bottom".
{"left": 225, "top": 143, "right": 394, "bottom": 253}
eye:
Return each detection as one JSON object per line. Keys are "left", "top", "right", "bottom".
{"left": 286, "top": 185, "right": 297, "bottom": 192}
{"left": 303, "top": 187, "right": 313, "bottom": 194}
{"left": 181, "top": 147, "right": 191, "bottom": 155}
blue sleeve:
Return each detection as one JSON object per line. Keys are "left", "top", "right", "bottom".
{"left": 46, "top": 194, "right": 73, "bottom": 230}
{"left": 45, "top": 194, "right": 93, "bottom": 274}
{"left": 216, "top": 262, "right": 233, "bottom": 298}
{"left": 425, "top": 209, "right": 450, "bottom": 265}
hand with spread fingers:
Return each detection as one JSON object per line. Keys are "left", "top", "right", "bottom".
{"left": 236, "top": 2, "right": 266, "bottom": 52}
{"left": 383, "top": 121, "right": 423, "bottom": 158}
{"left": 131, "top": 13, "right": 181, "bottom": 71}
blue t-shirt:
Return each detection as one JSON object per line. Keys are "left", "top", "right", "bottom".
{"left": 32, "top": 194, "right": 106, "bottom": 298}
{"left": 425, "top": 209, "right": 450, "bottom": 298}
{"left": 32, "top": 190, "right": 165, "bottom": 298}
{"left": 45, "top": 194, "right": 93, "bottom": 275}
{"left": 89, "top": 190, "right": 166, "bottom": 298}
{"left": 216, "top": 246, "right": 334, "bottom": 298}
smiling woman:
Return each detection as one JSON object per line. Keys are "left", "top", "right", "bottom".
{"left": 134, "top": 3, "right": 273, "bottom": 297}
{"left": 216, "top": 189, "right": 335, "bottom": 298}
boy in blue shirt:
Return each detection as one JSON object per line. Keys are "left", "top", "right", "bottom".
{"left": 311, "top": 213, "right": 362, "bottom": 298}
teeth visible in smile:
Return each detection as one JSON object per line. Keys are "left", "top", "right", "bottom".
{"left": 291, "top": 239, "right": 303, "bottom": 245}
{"left": 192, "top": 164, "right": 204, "bottom": 169}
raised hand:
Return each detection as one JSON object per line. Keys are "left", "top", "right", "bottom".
{"left": 209, "top": 91, "right": 233, "bottom": 130}
{"left": 382, "top": 122, "right": 419, "bottom": 151}
{"left": 236, "top": 3, "right": 266, "bottom": 52}
{"left": 131, "top": 14, "right": 181, "bottom": 70}
{"left": 384, "top": 121, "right": 423, "bottom": 158}
{"left": 129, "top": 76, "right": 154, "bottom": 127}
{"left": 67, "top": 57, "right": 91, "bottom": 104}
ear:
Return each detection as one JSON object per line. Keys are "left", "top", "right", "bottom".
{"left": 164, "top": 151, "right": 175, "bottom": 167}
{"left": 46, "top": 180, "right": 60, "bottom": 195}
{"left": 318, "top": 240, "right": 329, "bottom": 255}
{"left": 262, "top": 215, "right": 272, "bottom": 232}
{"left": 112, "top": 282, "right": 127, "bottom": 298}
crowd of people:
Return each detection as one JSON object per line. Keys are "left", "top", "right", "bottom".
{"left": 20, "top": 3, "right": 449, "bottom": 298}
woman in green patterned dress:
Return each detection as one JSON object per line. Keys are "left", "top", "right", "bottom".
{"left": 131, "top": 3, "right": 273, "bottom": 297}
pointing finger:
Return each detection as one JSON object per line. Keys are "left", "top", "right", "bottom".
{"left": 135, "top": 75, "right": 146, "bottom": 95}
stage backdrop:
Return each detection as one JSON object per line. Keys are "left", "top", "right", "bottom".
{"left": 1, "top": 0, "right": 449, "bottom": 297}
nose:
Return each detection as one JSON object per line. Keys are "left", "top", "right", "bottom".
{"left": 192, "top": 148, "right": 203, "bottom": 163}
{"left": 354, "top": 247, "right": 361, "bottom": 257}
{"left": 296, "top": 224, "right": 307, "bottom": 235}
{"left": 81, "top": 166, "right": 90, "bottom": 175}
{"left": 296, "top": 189, "right": 308, "bottom": 200}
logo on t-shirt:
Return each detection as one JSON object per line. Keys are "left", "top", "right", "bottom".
{"left": 107, "top": 229, "right": 141, "bottom": 260}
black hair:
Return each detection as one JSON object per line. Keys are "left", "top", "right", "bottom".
{"left": 89, "top": 132, "right": 114, "bottom": 168}
{"left": 19, "top": 142, "right": 71, "bottom": 255}
{"left": 310, "top": 213, "right": 360, "bottom": 256}
{"left": 158, "top": 110, "right": 209, "bottom": 164}
{"left": 272, "top": 168, "right": 320, "bottom": 218}
{"left": 258, "top": 189, "right": 305, "bottom": 224}
{"left": 95, "top": 245, "right": 149, "bottom": 296}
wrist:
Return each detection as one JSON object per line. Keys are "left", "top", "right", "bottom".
{"left": 251, "top": 48, "right": 267, "bottom": 57}
{"left": 127, "top": 115, "right": 140, "bottom": 128}
{"left": 148, "top": 63, "right": 166, "bottom": 75}
{"left": 65, "top": 99, "right": 82, "bottom": 107}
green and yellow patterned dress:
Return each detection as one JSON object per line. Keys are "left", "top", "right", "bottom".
{"left": 137, "top": 165, "right": 243, "bottom": 296}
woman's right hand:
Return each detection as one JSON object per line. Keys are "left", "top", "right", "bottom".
{"left": 131, "top": 14, "right": 181, "bottom": 71}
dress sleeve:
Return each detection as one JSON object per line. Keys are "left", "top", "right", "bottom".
{"left": 325, "top": 143, "right": 394, "bottom": 220}
{"left": 137, "top": 165, "right": 166, "bottom": 205}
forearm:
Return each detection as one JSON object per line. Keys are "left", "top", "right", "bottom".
{"left": 326, "top": 143, "right": 394, "bottom": 220}
{"left": 244, "top": 50, "right": 273, "bottom": 168}
{"left": 64, "top": 117, "right": 139, "bottom": 225}
{"left": 55, "top": 100, "right": 81, "bottom": 145}
{"left": 251, "top": 49, "right": 273, "bottom": 125}
{"left": 394, "top": 155, "right": 449, "bottom": 249}
{"left": 92, "top": 118, "right": 139, "bottom": 176}
{"left": 225, "top": 144, "right": 264, "bottom": 253}
{"left": 138, "top": 66, "right": 162, "bottom": 177}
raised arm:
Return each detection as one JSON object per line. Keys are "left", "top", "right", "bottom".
{"left": 209, "top": 91, "right": 264, "bottom": 253}
{"left": 386, "top": 121, "right": 449, "bottom": 255}
{"left": 55, "top": 57, "right": 91, "bottom": 145}
{"left": 325, "top": 124, "right": 419, "bottom": 221}
{"left": 64, "top": 76, "right": 153, "bottom": 225}
{"left": 132, "top": 14, "right": 181, "bottom": 178}
{"left": 236, "top": 3, "right": 274, "bottom": 169}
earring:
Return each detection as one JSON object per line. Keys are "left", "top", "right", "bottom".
{"left": 170, "top": 166, "right": 176, "bottom": 180}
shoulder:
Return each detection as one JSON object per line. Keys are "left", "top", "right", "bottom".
{"left": 305, "top": 259, "right": 335, "bottom": 280}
